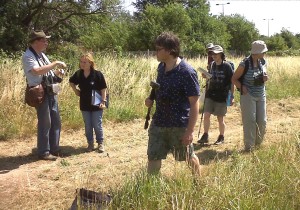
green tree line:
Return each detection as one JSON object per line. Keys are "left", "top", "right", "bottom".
{"left": 0, "top": 0, "right": 300, "bottom": 56}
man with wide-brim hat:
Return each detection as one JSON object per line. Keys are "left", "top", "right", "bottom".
{"left": 29, "top": 30, "right": 51, "bottom": 43}
{"left": 22, "top": 30, "right": 67, "bottom": 160}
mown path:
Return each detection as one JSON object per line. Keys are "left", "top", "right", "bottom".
{"left": 0, "top": 98, "right": 299, "bottom": 209}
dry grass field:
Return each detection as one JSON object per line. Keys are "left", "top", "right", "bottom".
{"left": 0, "top": 97, "right": 299, "bottom": 209}
{"left": 0, "top": 55, "right": 299, "bottom": 209}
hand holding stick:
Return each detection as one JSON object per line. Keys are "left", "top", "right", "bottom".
{"left": 144, "top": 81, "right": 160, "bottom": 129}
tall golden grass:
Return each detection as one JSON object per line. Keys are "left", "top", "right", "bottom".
{"left": 0, "top": 55, "right": 299, "bottom": 140}
{"left": 0, "top": 54, "right": 299, "bottom": 209}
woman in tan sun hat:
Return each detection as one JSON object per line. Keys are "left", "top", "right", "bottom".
{"left": 231, "top": 40, "right": 268, "bottom": 152}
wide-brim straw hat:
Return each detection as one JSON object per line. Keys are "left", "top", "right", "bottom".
{"left": 29, "top": 30, "right": 51, "bottom": 42}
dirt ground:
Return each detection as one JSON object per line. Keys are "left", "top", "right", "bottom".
{"left": 0, "top": 98, "right": 299, "bottom": 209}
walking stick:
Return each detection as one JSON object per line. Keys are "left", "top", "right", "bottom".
{"left": 144, "top": 89, "right": 154, "bottom": 129}
{"left": 144, "top": 81, "right": 160, "bottom": 129}
{"left": 197, "top": 67, "right": 212, "bottom": 140}
{"left": 197, "top": 92, "right": 206, "bottom": 139}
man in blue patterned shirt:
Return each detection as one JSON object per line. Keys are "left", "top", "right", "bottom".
{"left": 145, "top": 32, "right": 201, "bottom": 176}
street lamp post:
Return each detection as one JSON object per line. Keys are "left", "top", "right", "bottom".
{"left": 216, "top": 2, "right": 230, "bottom": 15}
{"left": 263, "top": 18, "right": 274, "bottom": 37}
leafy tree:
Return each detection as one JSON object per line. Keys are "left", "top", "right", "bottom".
{"left": 0, "top": 0, "right": 120, "bottom": 52}
{"left": 133, "top": 0, "right": 157, "bottom": 13}
{"left": 133, "top": 3, "right": 192, "bottom": 50}
{"left": 219, "top": 14, "right": 259, "bottom": 55}
{"left": 265, "top": 35, "right": 288, "bottom": 52}
{"left": 279, "top": 28, "right": 300, "bottom": 49}
{"left": 295, "top": 33, "right": 300, "bottom": 42}
{"left": 133, "top": 0, "right": 208, "bottom": 15}
{"left": 185, "top": 3, "right": 229, "bottom": 55}
{"left": 133, "top": 0, "right": 185, "bottom": 14}
{"left": 78, "top": 12, "right": 132, "bottom": 52}
{"left": 131, "top": 0, "right": 229, "bottom": 55}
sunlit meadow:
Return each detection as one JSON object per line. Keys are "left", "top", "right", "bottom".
{"left": 1, "top": 54, "right": 299, "bottom": 140}
{"left": 0, "top": 54, "right": 300, "bottom": 209}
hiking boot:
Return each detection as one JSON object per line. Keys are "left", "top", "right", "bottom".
{"left": 197, "top": 133, "right": 208, "bottom": 144}
{"left": 214, "top": 135, "right": 224, "bottom": 145}
{"left": 50, "top": 150, "right": 62, "bottom": 157}
{"left": 87, "top": 143, "right": 94, "bottom": 152}
{"left": 98, "top": 143, "right": 104, "bottom": 153}
{"left": 38, "top": 153, "right": 57, "bottom": 161}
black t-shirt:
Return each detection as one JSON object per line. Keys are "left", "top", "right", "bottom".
{"left": 206, "top": 61, "right": 233, "bottom": 102}
{"left": 69, "top": 69, "right": 107, "bottom": 111}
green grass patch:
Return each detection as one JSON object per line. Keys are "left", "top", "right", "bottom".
{"left": 108, "top": 139, "right": 300, "bottom": 209}
{"left": 267, "top": 75, "right": 300, "bottom": 99}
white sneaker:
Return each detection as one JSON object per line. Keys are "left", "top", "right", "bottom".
{"left": 98, "top": 143, "right": 104, "bottom": 153}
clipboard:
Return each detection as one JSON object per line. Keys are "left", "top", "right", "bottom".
{"left": 91, "top": 90, "right": 102, "bottom": 106}
{"left": 198, "top": 67, "right": 212, "bottom": 79}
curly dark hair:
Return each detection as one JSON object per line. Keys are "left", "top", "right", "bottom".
{"left": 155, "top": 32, "right": 180, "bottom": 57}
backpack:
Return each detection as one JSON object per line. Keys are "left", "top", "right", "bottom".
{"left": 226, "top": 60, "right": 235, "bottom": 73}
{"left": 207, "top": 61, "right": 234, "bottom": 102}
{"left": 70, "top": 188, "right": 112, "bottom": 209}
{"left": 238, "top": 56, "right": 266, "bottom": 93}
{"left": 209, "top": 60, "right": 234, "bottom": 73}
{"left": 210, "top": 60, "right": 234, "bottom": 90}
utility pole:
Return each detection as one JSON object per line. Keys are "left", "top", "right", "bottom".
{"left": 263, "top": 18, "right": 274, "bottom": 37}
{"left": 216, "top": 2, "right": 230, "bottom": 16}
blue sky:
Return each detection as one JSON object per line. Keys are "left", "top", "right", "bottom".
{"left": 122, "top": 0, "right": 300, "bottom": 36}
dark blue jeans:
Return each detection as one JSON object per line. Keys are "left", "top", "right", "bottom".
{"left": 81, "top": 110, "right": 104, "bottom": 144}
{"left": 36, "top": 94, "right": 61, "bottom": 156}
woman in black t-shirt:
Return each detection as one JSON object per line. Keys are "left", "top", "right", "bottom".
{"left": 198, "top": 45, "right": 234, "bottom": 145}
{"left": 69, "top": 53, "right": 107, "bottom": 153}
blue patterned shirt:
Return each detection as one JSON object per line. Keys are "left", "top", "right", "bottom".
{"left": 153, "top": 59, "right": 200, "bottom": 127}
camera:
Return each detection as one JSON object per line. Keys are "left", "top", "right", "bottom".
{"left": 43, "top": 74, "right": 62, "bottom": 95}
{"left": 253, "top": 72, "right": 264, "bottom": 86}
{"left": 52, "top": 74, "right": 63, "bottom": 83}
{"left": 46, "top": 84, "right": 61, "bottom": 95}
